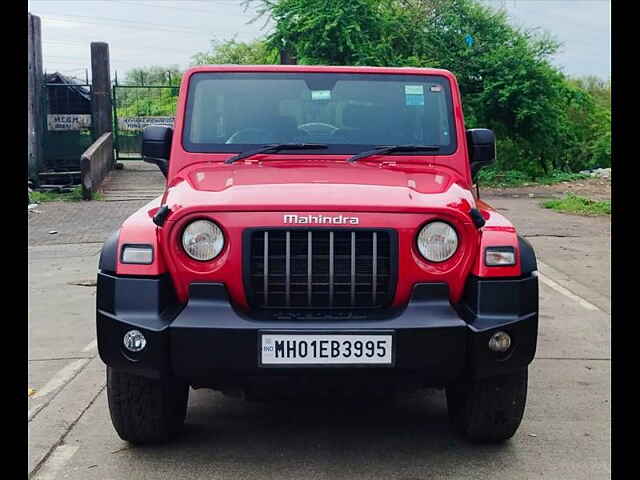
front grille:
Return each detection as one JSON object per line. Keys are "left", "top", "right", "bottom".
{"left": 245, "top": 229, "right": 396, "bottom": 311}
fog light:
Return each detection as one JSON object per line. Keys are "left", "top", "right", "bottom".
{"left": 123, "top": 330, "right": 146, "bottom": 352}
{"left": 488, "top": 331, "right": 511, "bottom": 353}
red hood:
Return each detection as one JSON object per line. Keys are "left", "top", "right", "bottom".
{"left": 163, "top": 160, "right": 476, "bottom": 219}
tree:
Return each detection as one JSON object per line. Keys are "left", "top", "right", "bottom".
{"left": 564, "top": 76, "right": 611, "bottom": 169}
{"left": 569, "top": 75, "right": 611, "bottom": 110}
{"left": 246, "top": 0, "right": 610, "bottom": 175}
{"left": 191, "top": 39, "right": 277, "bottom": 65}
{"left": 117, "top": 66, "right": 182, "bottom": 117}
{"left": 122, "top": 65, "right": 182, "bottom": 86}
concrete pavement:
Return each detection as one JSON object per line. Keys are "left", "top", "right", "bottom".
{"left": 28, "top": 179, "right": 611, "bottom": 479}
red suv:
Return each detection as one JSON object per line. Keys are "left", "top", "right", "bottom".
{"left": 97, "top": 65, "right": 538, "bottom": 444}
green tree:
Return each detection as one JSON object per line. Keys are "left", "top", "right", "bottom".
{"left": 117, "top": 65, "right": 182, "bottom": 117}
{"left": 247, "top": 0, "right": 610, "bottom": 175}
{"left": 569, "top": 75, "right": 611, "bottom": 110}
{"left": 192, "top": 39, "right": 277, "bottom": 65}
{"left": 565, "top": 76, "right": 611, "bottom": 169}
{"left": 123, "top": 65, "right": 182, "bottom": 86}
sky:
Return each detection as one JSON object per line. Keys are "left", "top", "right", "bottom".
{"left": 28, "top": 0, "right": 610, "bottom": 82}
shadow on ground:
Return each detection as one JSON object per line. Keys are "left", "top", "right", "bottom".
{"left": 120, "top": 388, "right": 514, "bottom": 479}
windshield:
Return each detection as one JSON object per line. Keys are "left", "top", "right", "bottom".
{"left": 183, "top": 72, "right": 456, "bottom": 155}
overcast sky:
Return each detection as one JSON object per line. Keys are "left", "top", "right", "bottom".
{"left": 28, "top": 0, "right": 610, "bottom": 82}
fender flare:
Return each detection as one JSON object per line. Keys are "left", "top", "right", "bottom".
{"left": 99, "top": 230, "right": 120, "bottom": 274}
{"left": 518, "top": 236, "right": 537, "bottom": 275}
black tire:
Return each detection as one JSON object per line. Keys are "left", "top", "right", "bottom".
{"left": 446, "top": 368, "right": 528, "bottom": 443}
{"left": 106, "top": 367, "right": 189, "bottom": 444}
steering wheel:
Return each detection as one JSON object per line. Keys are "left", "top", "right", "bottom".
{"left": 297, "top": 122, "right": 339, "bottom": 136}
{"left": 225, "top": 128, "right": 273, "bottom": 144}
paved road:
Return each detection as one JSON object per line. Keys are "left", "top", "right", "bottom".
{"left": 28, "top": 171, "right": 610, "bottom": 479}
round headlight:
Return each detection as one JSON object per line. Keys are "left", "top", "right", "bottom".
{"left": 182, "top": 220, "right": 224, "bottom": 261}
{"left": 417, "top": 221, "right": 458, "bottom": 262}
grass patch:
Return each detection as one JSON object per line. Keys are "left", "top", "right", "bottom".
{"left": 477, "top": 169, "right": 589, "bottom": 188}
{"left": 29, "top": 187, "right": 86, "bottom": 203}
{"left": 542, "top": 194, "right": 611, "bottom": 216}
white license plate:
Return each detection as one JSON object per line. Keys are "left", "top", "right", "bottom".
{"left": 260, "top": 334, "right": 393, "bottom": 366}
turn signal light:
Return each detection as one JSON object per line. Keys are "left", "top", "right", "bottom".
{"left": 485, "top": 247, "right": 515, "bottom": 266}
{"left": 121, "top": 245, "right": 153, "bottom": 264}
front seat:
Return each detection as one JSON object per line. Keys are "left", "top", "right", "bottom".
{"left": 333, "top": 105, "right": 393, "bottom": 144}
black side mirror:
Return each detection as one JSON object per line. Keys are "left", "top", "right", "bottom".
{"left": 142, "top": 125, "right": 173, "bottom": 177}
{"left": 466, "top": 128, "right": 496, "bottom": 180}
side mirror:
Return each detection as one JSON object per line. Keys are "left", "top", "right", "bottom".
{"left": 142, "top": 125, "right": 173, "bottom": 177}
{"left": 466, "top": 128, "right": 496, "bottom": 180}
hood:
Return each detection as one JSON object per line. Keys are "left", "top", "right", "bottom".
{"left": 164, "top": 161, "right": 476, "bottom": 216}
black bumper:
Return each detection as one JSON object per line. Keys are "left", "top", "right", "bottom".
{"left": 96, "top": 273, "right": 538, "bottom": 387}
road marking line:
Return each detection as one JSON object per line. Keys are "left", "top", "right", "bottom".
{"left": 31, "top": 358, "right": 90, "bottom": 399}
{"left": 81, "top": 339, "right": 97, "bottom": 353}
{"left": 33, "top": 445, "right": 79, "bottom": 480}
{"left": 537, "top": 271, "right": 600, "bottom": 311}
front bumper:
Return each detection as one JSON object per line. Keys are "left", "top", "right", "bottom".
{"left": 96, "top": 272, "right": 538, "bottom": 387}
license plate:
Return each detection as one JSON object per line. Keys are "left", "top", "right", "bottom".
{"left": 260, "top": 334, "right": 393, "bottom": 366}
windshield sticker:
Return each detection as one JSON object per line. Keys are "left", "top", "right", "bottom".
{"left": 311, "top": 90, "right": 331, "bottom": 101}
{"left": 405, "top": 85, "right": 424, "bottom": 106}
{"left": 404, "top": 85, "right": 424, "bottom": 95}
{"left": 405, "top": 94, "right": 424, "bottom": 106}
{"left": 430, "top": 85, "right": 443, "bottom": 93}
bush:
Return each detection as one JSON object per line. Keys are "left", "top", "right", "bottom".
{"left": 477, "top": 167, "right": 588, "bottom": 188}
{"left": 542, "top": 194, "right": 611, "bottom": 216}
{"left": 476, "top": 168, "right": 530, "bottom": 187}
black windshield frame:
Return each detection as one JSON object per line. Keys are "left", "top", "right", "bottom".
{"left": 182, "top": 72, "right": 458, "bottom": 156}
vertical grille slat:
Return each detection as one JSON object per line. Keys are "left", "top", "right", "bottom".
{"left": 263, "top": 231, "right": 269, "bottom": 306}
{"left": 307, "top": 231, "right": 312, "bottom": 306}
{"left": 248, "top": 228, "right": 394, "bottom": 313}
{"left": 350, "top": 231, "right": 356, "bottom": 306}
{"left": 285, "top": 231, "right": 291, "bottom": 307}
{"left": 329, "top": 231, "right": 334, "bottom": 308}
{"left": 372, "top": 231, "right": 377, "bottom": 305}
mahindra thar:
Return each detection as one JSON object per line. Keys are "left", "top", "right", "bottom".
{"left": 97, "top": 65, "right": 538, "bottom": 444}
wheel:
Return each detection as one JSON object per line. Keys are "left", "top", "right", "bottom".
{"left": 446, "top": 368, "right": 528, "bottom": 443}
{"left": 106, "top": 367, "right": 189, "bottom": 444}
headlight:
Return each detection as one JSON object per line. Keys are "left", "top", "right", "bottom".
{"left": 182, "top": 220, "right": 225, "bottom": 261}
{"left": 417, "top": 221, "right": 458, "bottom": 262}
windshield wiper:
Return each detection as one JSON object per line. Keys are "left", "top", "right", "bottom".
{"left": 346, "top": 144, "right": 440, "bottom": 163}
{"left": 224, "top": 143, "right": 329, "bottom": 164}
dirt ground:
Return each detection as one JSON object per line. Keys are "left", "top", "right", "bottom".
{"left": 482, "top": 177, "right": 611, "bottom": 202}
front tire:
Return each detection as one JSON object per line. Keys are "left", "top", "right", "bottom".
{"left": 106, "top": 367, "right": 189, "bottom": 444}
{"left": 446, "top": 368, "right": 528, "bottom": 443}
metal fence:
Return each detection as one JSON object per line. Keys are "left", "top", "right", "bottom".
{"left": 112, "top": 84, "right": 178, "bottom": 160}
